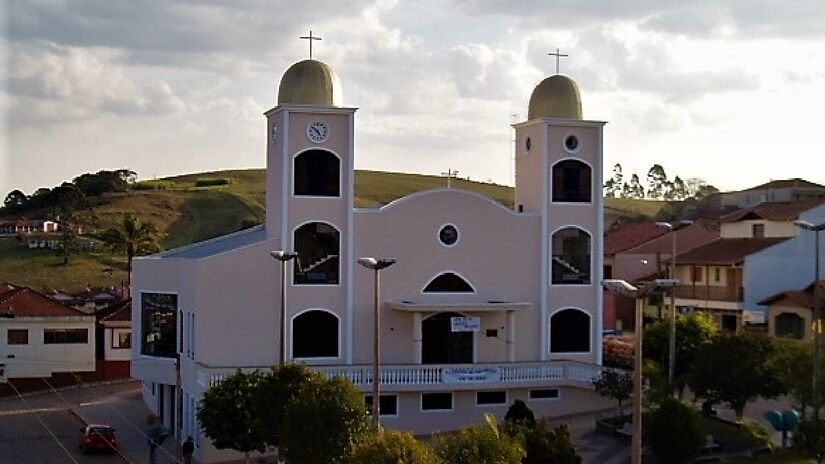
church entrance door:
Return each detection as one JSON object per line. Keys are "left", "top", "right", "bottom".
{"left": 422, "top": 312, "right": 473, "bottom": 364}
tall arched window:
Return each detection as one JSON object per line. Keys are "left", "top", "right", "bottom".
{"left": 294, "top": 150, "right": 340, "bottom": 196}
{"left": 775, "top": 312, "right": 805, "bottom": 339}
{"left": 552, "top": 159, "right": 591, "bottom": 202}
{"left": 292, "top": 310, "right": 339, "bottom": 358}
{"left": 423, "top": 272, "right": 474, "bottom": 293}
{"left": 550, "top": 308, "right": 590, "bottom": 353}
{"left": 551, "top": 227, "right": 591, "bottom": 285}
{"left": 294, "top": 222, "right": 339, "bottom": 285}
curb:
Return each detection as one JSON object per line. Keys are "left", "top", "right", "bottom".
{"left": 0, "top": 378, "right": 136, "bottom": 402}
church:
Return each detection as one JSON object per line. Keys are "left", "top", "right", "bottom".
{"left": 132, "top": 54, "right": 609, "bottom": 462}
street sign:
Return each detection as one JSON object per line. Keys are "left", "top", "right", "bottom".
{"left": 451, "top": 316, "right": 480, "bottom": 332}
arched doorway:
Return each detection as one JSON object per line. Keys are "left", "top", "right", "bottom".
{"left": 550, "top": 308, "right": 591, "bottom": 353}
{"left": 775, "top": 312, "right": 805, "bottom": 339}
{"left": 422, "top": 312, "right": 473, "bottom": 364}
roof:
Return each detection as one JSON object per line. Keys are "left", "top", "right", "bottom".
{"left": 99, "top": 299, "right": 132, "bottom": 322}
{"left": 155, "top": 225, "right": 267, "bottom": 259}
{"left": 744, "top": 178, "right": 825, "bottom": 192}
{"left": 721, "top": 199, "right": 825, "bottom": 222}
{"left": 528, "top": 74, "right": 582, "bottom": 120}
{"left": 278, "top": 59, "right": 342, "bottom": 106}
{"left": 0, "top": 286, "right": 89, "bottom": 318}
{"left": 759, "top": 280, "right": 825, "bottom": 307}
{"left": 674, "top": 237, "right": 788, "bottom": 265}
{"left": 604, "top": 221, "right": 669, "bottom": 256}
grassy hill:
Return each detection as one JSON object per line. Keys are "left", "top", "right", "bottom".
{"left": 0, "top": 169, "right": 665, "bottom": 292}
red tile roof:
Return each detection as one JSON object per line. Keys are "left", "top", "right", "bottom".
{"left": 675, "top": 237, "right": 788, "bottom": 265}
{"left": 99, "top": 299, "right": 132, "bottom": 322}
{"left": 759, "top": 280, "right": 825, "bottom": 307}
{"left": 0, "top": 286, "right": 89, "bottom": 318}
{"left": 743, "top": 178, "right": 825, "bottom": 192}
{"left": 604, "top": 222, "right": 669, "bottom": 256}
{"left": 721, "top": 199, "right": 825, "bottom": 222}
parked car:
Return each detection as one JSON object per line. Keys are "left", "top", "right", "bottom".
{"left": 79, "top": 424, "right": 117, "bottom": 453}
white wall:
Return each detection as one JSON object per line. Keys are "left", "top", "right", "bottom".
{"left": 104, "top": 325, "right": 132, "bottom": 361}
{"left": 1, "top": 317, "right": 96, "bottom": 378}
{"left": 721, "top": 220, "right": 797, "bottom": 238}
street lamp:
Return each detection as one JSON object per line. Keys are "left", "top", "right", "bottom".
{"left": 358, "top": 257, "right": 397, "bottom": 430}
{"left": 270, "top": 250, "right": 298, "bottom": 365}
{"left": 795, "top": 220, "right": 825, "bottom": 421}
{"left": 603, "top": 278, "right": 678, "bottom": 464}
{"left": 655, "top": 220, "right": 692, "bottom": 389}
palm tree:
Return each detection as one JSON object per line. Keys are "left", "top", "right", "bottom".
{"left": 101, "top": 213, "right": 162, "bottom": 289}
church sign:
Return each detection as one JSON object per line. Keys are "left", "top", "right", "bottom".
{"left": 451, "top": 316, "right": 481, "bottom": 332}
{"left": 442, "top": 367, "right": 501, "bottom": 383}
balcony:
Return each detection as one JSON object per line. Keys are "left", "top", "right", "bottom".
{"left": 674, "top": 284, "right": 743, "bottom": 302}
{"left": 199, "top": 360, "right": 607, "bottom": 392}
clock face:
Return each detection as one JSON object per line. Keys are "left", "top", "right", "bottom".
{"left": 307, "top": 121, "right": 329, "bottom": 143}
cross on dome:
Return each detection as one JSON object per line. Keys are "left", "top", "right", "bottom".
{"left": 300, "top": 30, "right": 323, "bottom": 60}
{"left": 547, "top": 48, "right": 568, "bottom": 75}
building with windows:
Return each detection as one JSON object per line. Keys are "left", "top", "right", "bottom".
{"left": 0, "top": 283, "right": 96, "bottom": 382}
{"left": 132, "top": 59, "right": 609, "bottom": 462}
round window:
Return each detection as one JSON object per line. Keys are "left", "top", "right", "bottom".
{"left": 525, "top": 137, "right": 532, "bottom": 152}
{"left": 439, "top": 225, "right": 459, "bottom": 246}
{"left": 564, "top": 135, "right": 580, "bottom": 152}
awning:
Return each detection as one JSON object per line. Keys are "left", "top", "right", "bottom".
{"left": 387, "top": 301, "right": 531, "bottom": 313}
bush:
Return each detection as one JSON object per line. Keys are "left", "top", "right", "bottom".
{"left": 522, "top": 419, "right": 581, "bottom": 464}
{"left": 194, "top": 177, "right": 231, "bottom": 187}
{"left": 132, "top": 180, "right": 174, "bottom": 190}
{"left": 504, "top": 399, "right": 536, "bottom": 428}
{"left": 645, "top": 397, "right": 703, "bottom": 464}
{"left": 348, "top": 430, "right": 439, "bottom": 464}
{"left": 433, "top": 416, "right": 524, "bottom": 464}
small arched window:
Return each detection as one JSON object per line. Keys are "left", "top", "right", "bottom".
{"left": 294, "top": 150, "right": 340, "bottom": 196}
{"left": 552, "top": 159, "right": 591, "bottom": 202}
{"left": 551, "top": 227, "right": 591, "bottom": 285}
{"left": 423, "top": 272, "right": 474, "bottom": 293}
{"left": 550, "top": 309, "right": 590, "bottom": 353}
{"left": 294, "top": 222, "right": 339, "bottom": 285}
{"left": 293, "top": 310, "right": 339, "bottom": 358}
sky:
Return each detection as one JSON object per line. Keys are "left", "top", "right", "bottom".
{"left": 2, "top": 0, "right": 825, "bottom": 197}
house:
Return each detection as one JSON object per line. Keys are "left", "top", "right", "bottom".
{"left": 760, "top": 281, "right": 824, "bottom": 339}
{"left": 715, "top": 179, "right": 825, "bottom": 210}
{"left": 0, "top": 284, "right": 96, "bottom": 382}
{"left": 97, "top": 299, "right": 132, "bottom": 379}
{"left": 133, "top": 58, "right": 611, "bottom": 462}
{"left": 0, "top": 218, "right": 59, "bottom": 236}
{"left": 720, "top": 199, "right": 825, "bottom": 239}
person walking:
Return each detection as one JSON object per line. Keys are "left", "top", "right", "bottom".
{"left": 182, "top": 436, "right": 195, "bottom": 464}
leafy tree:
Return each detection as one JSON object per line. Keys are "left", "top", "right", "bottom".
{"left": 50, "top": 183, "right": 86, "bottom": 265}
{"left": 646, "top": 164, "right": 668, "bottom": 200}
{"left": 348, "top": 430, "right": 439, "bottom": 464}
{"left": 684, "top": 177, "right": 719, "bottom": 200}
{"left": 73, "top": 169, "right": 135, "bottom": 196}
{"left": 504, "top": 399, "right": 536, "bottom": 428}
{"left": 645, "top": 397, "right": 703, "bottom": 464}
{"left": 592, "top": 369, "right": 633, "bottom": 415}
{"left": 522, "top": 419, "right": 581, "bottom": 464}
{"left": 670, "top": 175, "right": 688, "bottom": 201}
{"left": 281, "top": 376, "right": 369, "bottom": 464}
{"left": 626, "top": 174, "right": 645, "bottom": 199}
{"left": 772, "top": 339, "right": 823, "bottom": 420}
{"left": 434, "top": 415, "right": 525, "bottom": 464}
{"left": 644, "top": 313, "right": 718, "bottom": 394}
{"left": 197, "top": 370, "right": 268, "bottom": 464}
{"left": 100, "top": 213, "right": 162, "bottom": 287}
{"left": 603, "top": 163, "right": 624, "bottom": 198}
{"left": 254, "top": 363, "right": 321, "bottom": 449}
{"left": 794, "top": 419, "right": 825, "bottom": 464}
{"left": 688, "top": 333, "right": 785, "bottom": 420}
{"left": 3, "top": 189, "right": 28, "bottom": 214}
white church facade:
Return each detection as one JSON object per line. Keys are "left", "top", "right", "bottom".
{"left": 132, "top": 57, "right": 610, "bottom": 462}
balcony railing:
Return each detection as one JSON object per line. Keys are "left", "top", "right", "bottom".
{"left": 201, "top": 360, "right": 607, "bottom": 392}
{"left": 674, "top": 285, "right": 743, "bottom": 302}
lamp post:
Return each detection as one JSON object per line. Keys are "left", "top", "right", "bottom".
{"left": 603, "top": 278, "right": 678, "bottom": 464}
{"left": 655, "top": 220, "right": 692, "bottom": 389}
{"left": 270, "top": 251, "right": 298, "bottom": 365}
{"left": 358, "top": 257, "right": 397, "bottom": 430}
{"left": 795, "top": 220, "right": 825, "bottom": 421}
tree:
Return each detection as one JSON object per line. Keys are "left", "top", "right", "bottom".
{"left": 626, "top": 174, "right": 645, "bottom": 199}
{"left": 349, "top": 430, "right": 439, "bottom": 464}
{"left": 794, "top": 419, "right": 825, "bottom": 464}
{"left": 100, "top": 213, "right": 162, "bottom": 287}
{"left": 522, "top": 419, "right": 581, "bottom": 464}
{"left": 254, "top": 363, "right": 321, "bottom": 449}
{"left": 670, "top": 176, "right": 688, "bottom": 201}
{"left": 773, "top": 339, "right": 822, "bottom": 420}
{"left": 434, "top": 415, "right": 525, "bottom": 464}
{"left": 281, "top": 376, "right": 369, "bottom": 464}
{"left": 197, "top": 370, "right": 267, "bottom": 464}
{"left": 592, "top": 369, "right": 633, "bottom": 415}
{"left": 646, "top": 164, "right": 668, "bottom": 200}
{"left": 688, "top": 333, "right": 785, "bottom": 420}
{"left": 73, "top": 169, "right": 134, "bottom": 196}
{"left": 644, "top": 313, "right": 718, "bottom": 394}
{"left": 50, "top": 183, "right": 86, "bottom": 265}
{"left": 603, "top": 163, "right": 624, "bottom": 198}
{"left": 504, "top": 399, "right": 536, "bottom": 428}
{"left": 645, "top": 397, "right": 704, "bottom": 464}
{"left": 3, "top": 189, "right": 28, "bottom": 214}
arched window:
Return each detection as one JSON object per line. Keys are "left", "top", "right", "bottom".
{"left": 294, "top": 222, "right": 339, "bottom": 284}
{"left": 423, "top": 272, "right": 474, "bottom": 293}
{"left": 292, "top": 310, "right": 339, "bottom": 358}
{"left": 294, "top": 150, "right": 340, "bottom": 196}
{"left": 551, "top": 227, "right": 591, "bottom": 285}
{"left": 775, "top": 312, "right": 805, "bottom": 339}
{"left": 552, "top": 160, "right": 591, "bottom": 202}
{"left": 550, "top": 309, "right": 590, "bottom": 353}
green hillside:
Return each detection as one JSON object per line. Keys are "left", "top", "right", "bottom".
{"left": 0, "top": 169, "right": 664, "bottom": 292}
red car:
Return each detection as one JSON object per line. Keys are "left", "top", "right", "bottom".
{"left": 78, "top": 424, "right": 117, "bottom": 454}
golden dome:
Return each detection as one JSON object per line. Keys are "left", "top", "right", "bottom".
{"left": 528, "top": 74, "right": 582, "bottom": 120}
{"left": 277, "top": 59, "right": 342, "bottom": 106}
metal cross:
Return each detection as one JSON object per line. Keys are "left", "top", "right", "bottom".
{"left": 548, "top": 48, "right": 568, "bottom": 75}
{"left": 300, "top": 30, "right": 322, "bottom": 60}
{"left": 441, "top": 169, "right": 459, "bottom": 188}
